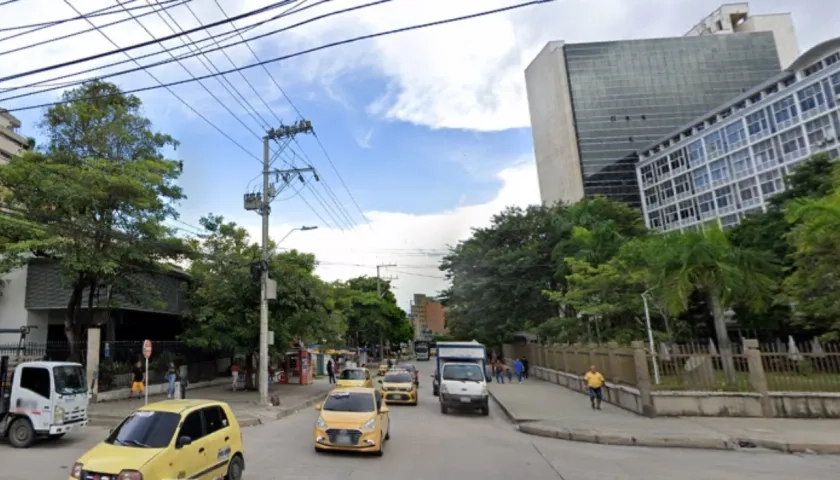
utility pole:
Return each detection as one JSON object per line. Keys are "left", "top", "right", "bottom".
{"left": 376, "top": 264, "right": 397, "bottom": 360}
{"left": 244, "top": 119, "right": 315, "bottom": 405}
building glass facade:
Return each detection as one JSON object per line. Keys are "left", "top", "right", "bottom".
{"left": 564, "top": 33, "right": 780, "bottom": 207}
{"left": 636, "top": 41, "right": 840, "bottom": 232}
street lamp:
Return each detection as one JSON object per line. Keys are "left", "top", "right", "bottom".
{"left": 641, "top": 290, "right": 661, "bottom": 385}
{"left": 277, "top": 225, "right": 318, "bottom": 244}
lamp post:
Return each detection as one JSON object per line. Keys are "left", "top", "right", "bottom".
{"left": 278, "top": 225, "right": 318, "bottom": 244}
{"left": 641, "top": 290, "right": 661, "bottom": 385}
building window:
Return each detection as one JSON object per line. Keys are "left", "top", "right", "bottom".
{"left": 745, "top": 110, "right": 770, "bottom": 138}
{"left": 805, "top": 115, "right": 835, "bottom": 149}
{"left": 692, "top": 168, "right": 710, "bottom": 189}
{"left": 663, "top": 205, "right": 678, "bottom": 228}
{"left": 645, "top": 188, "right": 658, "bottom": 208}
{"left": 803, "top": 63, "right": 824, "bottom": 77}
{"left": 659, "top": 183, "right": 675, "bottom": 203}
{"left": 797, "top": 83, "right": 826, "bottom": 113}
{"left": 724, "top": 121, "right": 746, "bottom": 150}
{"left": 649, "top": 210, "right": 662, "bottom": 229}
{"left": 779, "top": 128, "right": 806, "bottom": 158}
{"left": 697, "top": 192, "right": 715, "bottom": 215}
{"left": 669, "top": 149, "right": 687, "bottom": 171}
{"left": 678, "top": 200, "right": 696, "bottom": 221}
{"left": 752, "top": 139, "right": 777, "bottom": 167}
{"left": 703, "top": 130, "right": 725, "bottom": 159}
{"left": 709, "top": 159, "right": 729, "bottom": 183}
{"left": 830, "top": 72, "right": 840, "bottom": 97}
{"left": 826, "top": 53, "right": 839, "bottom": 66}
{"left": 759, "top": 170, "right": 783, "bottom": 196}
{"left": 641, "top": 164, "right": 655, "bottom": 185}
{"left": 720, "top": 213, "right": 740, "bottom": 229}
{"left": 738, "top": 178, "right": 760, "bottom": 202}
{"left": 714, "top": 186, "right": 734, "bottom": 209}
{"left": 730, "top": 149, "right": 752, "bottom": 176}
{"left": 687, "top": 140, "right": 704, "bottom": 167}
{"left": 674, "top": 174, "right": 691, "bottom": 196}
{"left": 655, "top": 157, "right": 670, "bottom": 178}
{"left": 772, "top": 96, "right": 798, "bottom": 126}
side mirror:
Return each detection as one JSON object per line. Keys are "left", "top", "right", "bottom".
{"left": 314, "top": 403, "right": 322, "bottom": 411}
{"left": 380, "top": 405, "right": 390, "bottom": 414}
{"left": 177, "top": 436, "right": 192, "bottom": 448}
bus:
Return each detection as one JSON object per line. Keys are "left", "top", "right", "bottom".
{"left": 414, "top": 340, "right": 430, "bottom": 361}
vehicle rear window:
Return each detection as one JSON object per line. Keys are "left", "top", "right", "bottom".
{"left": 396, "top": 364, "right": 415, "bottom": 372}
{"left": 339, "top": 369, "right": 366, "bottom": 380}
{"left": 383, "top": 373, "right": 413, "bottom": 383}
{"left": 442, "top": 364, "right": 483, "bottom": 381}
{"left": 106, "top": 411, "right": 180, "bottom": 448}
{"left": 323, "top": 392, "right": 375, "bottom": 412}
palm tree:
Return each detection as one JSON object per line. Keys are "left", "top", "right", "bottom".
{"left": 655, "top": 225, "right": 778, "bottom": 384}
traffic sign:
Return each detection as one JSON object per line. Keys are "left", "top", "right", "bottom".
{"left": 143, "top": 339, "right": 152, "bottom": 359}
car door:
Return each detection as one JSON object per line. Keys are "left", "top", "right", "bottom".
{"left": 374, "top": 390, "right": 389, "bottom": 435}
{"left": 201, "top": 406, "right": 233, "bottom": 478}
{"left": 176, "top": 409, "right": 210, "bottom": 479}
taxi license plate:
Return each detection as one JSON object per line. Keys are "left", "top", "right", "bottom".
{"left": 335, "top": 434, "right": 352, "bottom": 445}
{"left": 460, "top": 397, "right": 471, "bottom": 403}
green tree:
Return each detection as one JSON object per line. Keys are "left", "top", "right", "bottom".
{"left": 0, "top": 80, "right": 188, "bottom": 359}
{"left": 333, "top": 276, "right": 409, "bottom": 352}
{"left": 655, "top": 225, "right": 778, "bottom": 383}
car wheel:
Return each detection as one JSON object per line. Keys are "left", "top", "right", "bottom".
{"left": 385, "top": 428, "right": 390, "bottom": 440}
{"left": 480, "top": 406, "right": 490, "bottom": 416}
{"left": 440, "top": 403, "right": 447, "bottom": 414}
{"left": 8, "top": 418, "right": 35, "bottom": 448}
{"left": 226, "top": 454, "right": 245, "bottom": 480}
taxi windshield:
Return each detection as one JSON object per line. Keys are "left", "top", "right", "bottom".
{"left": 106, "top": 411, "right": 181, "bottom": 448}
{"left": 323, "top": 392, "right": 375, "bottom": 412}
{"left": 339, "top": 369, "right": 366, "bottom": 380}
{"left": 53, "top": 365, "right": 87, "bottom": 395}
{"left": 383, "top": 373, "right": 412, "bottom": 383}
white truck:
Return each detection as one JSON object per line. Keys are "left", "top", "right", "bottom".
{"left": 1, "top": 355, "right": 90, "bottom": 448}
{"left": 433, "top": 341, "right": 490, "bottom": 416}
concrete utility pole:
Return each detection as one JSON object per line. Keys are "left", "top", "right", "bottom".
{"left": 244, "top": 119, "right": 315, "bottom": 405}
{"left": 376, "top": 264, "right": 397, "bottom": 359}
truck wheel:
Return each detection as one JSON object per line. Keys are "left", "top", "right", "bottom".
{"left": 433, "top": 388, "right": 439, "bottom": 397}
{"left": 440, "top": 403, "right": 447, "bottom": 414}
{"left": 8, "top": 418, "right": 36, "bottom": 448}
{"left": 480, "top": 406, "right": 489, "bottom": 416}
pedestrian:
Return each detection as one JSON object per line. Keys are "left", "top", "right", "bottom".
{"left": 505, "top": 365, "right": 513, "bottom": 383}
{"left": 521, "top": 356, "right": 529, "bottom": 379}
{"left": 584, "top": 365, "right": 605, "bottom": 410}
{"left": 130, "top": 360, "right": 144, "bottom": 399}
{"left": 387, "top": 357, "right": 393, "bottom": 369}
{"left": 327, "top": 359, "right": 336, "bottom": 384}
{"left": 231, "top": 362, "right": 240, "bottom": 391}
{"left": 514, "top": 358, "right": 524, "bottom": 383}
{"left": 494, "top": 360, "right": 505, "bottom": 384}
{"left": 167, "top": 361, "right": 177, "bottom": 399}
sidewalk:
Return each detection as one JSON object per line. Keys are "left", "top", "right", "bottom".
{"left": 89, "top": 378, "right": 333, "bottom": 428}
{"left": 488, "top": 377, "right": 840, "bottom": 454}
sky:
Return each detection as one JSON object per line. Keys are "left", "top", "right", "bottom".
{"left": 0, "top": 0, "right": 835, "bottom": 310}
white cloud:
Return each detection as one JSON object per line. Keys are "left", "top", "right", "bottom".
{"left": 352, "top": 127, "right": 374, "bottom": 149}
{"left": 239, "top": 160, "right": 540, "bottom": 310}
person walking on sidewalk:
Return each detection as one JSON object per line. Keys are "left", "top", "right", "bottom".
{"left": 494, "top": 360, "right": 505, "bottom": 384}
{"left": 231, "top": 363, "right": 240, "bottom": 392}
{"left": 584, "top": 365, "right": 605, "bottom": 410}
{"left": 521, "top": 356, "right": 530, "bottom": 379}
{"left": 130, "top": 361, "right": 144, "bottom": 399}
{"left": 327, "top": 359, "right": 336, "bottom": 384}
{"left": 513, "top": 358, "right": 524, "bottom": 383}
{"left": 167, "top": 362, "right": 177, "bottom": 399}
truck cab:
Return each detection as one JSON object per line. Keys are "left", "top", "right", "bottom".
{"left": 433, "top": 341, "right": 490, "bottom": 416}
{"left": 1, "top": 356, "right": 90, "bottom": 448}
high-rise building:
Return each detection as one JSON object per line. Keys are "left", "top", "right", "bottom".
{"left": 410, "top": 293, "right": 446, "bottom": 339}
{"left": 0, "top": 109, "right": 28, "bottom": 163}
{"left": 635, "top": 38, "right": 840, "bottom": 233}
{"left": 526, "top": 3, "right": 799, "bottom": 208}
{"left": 685, "top": 3, "right": 799, "bottom": 69}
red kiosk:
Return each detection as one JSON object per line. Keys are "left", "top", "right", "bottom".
{"left": 282, "top": 347, "right": 313, "bottom": 385}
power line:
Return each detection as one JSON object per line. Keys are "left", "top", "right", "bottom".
{"left": 4, "top": 0, "right": 556, "bottom": 113}
{"left": 0, "top": 0, "right": 302, "bottom": 83}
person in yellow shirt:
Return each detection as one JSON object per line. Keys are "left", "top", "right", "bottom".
{"left": 583, "top": 365, "right": 605, "bottom": 410}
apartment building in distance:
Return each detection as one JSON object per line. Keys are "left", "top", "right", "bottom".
{"left": 526, "top": 2, "right": 796, "bottom": 209}
{"left": 635, "top": 37, "right": 840, "bottom": 233}
{"left": 410, "top": 293, "right": 446, "bottom": 339}
{"left": 0, "top": 109, "right": 28, "bottom": 163}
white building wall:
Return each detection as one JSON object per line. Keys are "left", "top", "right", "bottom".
{"left": 0, "top": 265, "right": 49, "bottom": 344}
{"left": 525, "top": 41, "right": 585, "bottom": 206}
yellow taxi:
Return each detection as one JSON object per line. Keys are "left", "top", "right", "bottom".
{"left": 70, "top": 399, "right": 245, "bottom": 480}
{"left": 377, "top": 363, "right": 389, "bottom": 376}
{"left": 337, "top": 367, "right": 373, "bottom": 388}
{"left": 378, "top": 369, "right": 418, "bottom": 405}
{"left": 313, "top": 387, "right": 390, "bottom": 456}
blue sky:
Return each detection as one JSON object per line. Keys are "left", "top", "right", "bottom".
{"left": 1, "top": 0, "right": 834, "bottom": 308}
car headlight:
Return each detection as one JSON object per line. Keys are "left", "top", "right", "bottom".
{"left": 440, "top": 384, "right": 448, "bottom": 394}
{"left": 70, "top": 463, "right": 83, "bottom": 479}
{"left": 360, "top": 418, "right": 376, "bottom": 431}
{"left": 481, "top": 385, "right": 488, "bottom": 395}
{"left": 54, "top": 406, "right": 65, "bottom": 425}
{"left": 118, "top": 470, "right": 143, "bottom": 480}
{"left": 316, "top": 416, "right": 327, "bottom": 429}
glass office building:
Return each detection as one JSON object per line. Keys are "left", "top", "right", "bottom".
{"left": 636, "top": 37, "right": 840, "bottom": 232}
{"left": 564, "top": 33, "right": 780, "bottom": 207}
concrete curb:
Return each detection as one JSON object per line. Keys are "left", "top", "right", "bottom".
{"left": 275, "top": 391, "right": 331, "bottom": 420}
{"left": 487, "top": 390, "right": 840, "bottom": 455}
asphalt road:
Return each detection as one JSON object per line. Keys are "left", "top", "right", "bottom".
{"left": 2, "top": 359, "right": 839, "bottom": 479}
